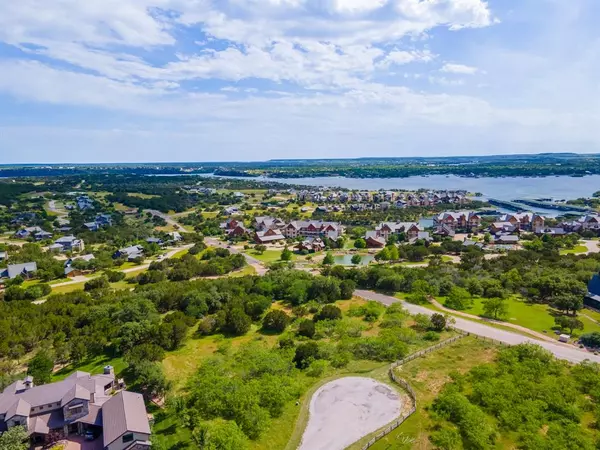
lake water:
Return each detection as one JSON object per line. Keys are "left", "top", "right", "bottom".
{"left": 216, "top": 174, "right": 600, "bottom": 202}
{"left": 333, "top": 254, "right": 374, "bottom": 266}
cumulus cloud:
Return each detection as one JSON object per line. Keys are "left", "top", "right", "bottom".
{"left": 440, "top": 63, "right": 480, "bottom": 75}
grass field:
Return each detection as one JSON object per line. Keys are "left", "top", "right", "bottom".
{"left": 249, "top": 249, "right": 295, "bottom": 263}
{"left": 366, "top": 336, "right": 499, "bottom": 450}
{"left": 560, "top": 244, "right": 588, "bottom": 255}
{"left": 52, "top": 354, "right": 126, "bottom": 382}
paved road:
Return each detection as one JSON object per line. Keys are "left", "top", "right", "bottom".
{"left": 355, "top": 290, "right": 600, "bottom": 364}
{"left": 145, "top": 209, "right": 191, "bottom": 233}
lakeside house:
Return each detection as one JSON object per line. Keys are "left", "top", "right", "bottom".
{"left": 0, "top": 262, "right": 37, "bottom": 280}
{"left": 497, "top": 213, "right": 545, "bottom": 232}
{"left": 434, "top": 211, "right": 481, "bottom": 231}
{"left": 295, "top": 238, "right": 326, "bottom": 253}
{"left": 282, "top": 221, "right": 343, "bottom": 240}
{"left": 254, "top": 216, "right": 285, "bottom": 232}
{"left": 365, "top": 231, "right": 386, "bottom": 248}
{"left": 0, "top": 368, "right": 151, "bottom": 449}
{"left": 373, "top": 222, "right": 421, "bottom": 241}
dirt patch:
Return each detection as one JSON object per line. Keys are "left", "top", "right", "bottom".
{"left": 299, "top": 377, "right": 402, "bottom": 450}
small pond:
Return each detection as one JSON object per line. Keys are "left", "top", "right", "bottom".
{"left": 333, "top": 254, "right": 374, "bottom": 266}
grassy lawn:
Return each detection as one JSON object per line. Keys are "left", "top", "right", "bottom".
{"left": 560, "top": 244, "right": 588, "bottom": 255}
{"left": 50, "top": 281, "right": 87, "bottom": 294}
{"left": 248, "top": 249, "right": 295, "bottom": 263}
{"left": 228, "top": 265, "right": 257, "bottom": 277}
{"left": 366, "top": 336, "right": 499, "bottom": 450}
{"left": 52, "top": 354, "right": 126, "bottom": 382}
{"left": 170, "top": 248, "right": 190, "bottom": 259}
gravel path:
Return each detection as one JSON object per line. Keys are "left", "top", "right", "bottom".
{"left": 299, "top": 377, "right": 401, "bottom": 450}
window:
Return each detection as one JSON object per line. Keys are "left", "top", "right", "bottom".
{"left": 122, "top": 433, "right": 134, "bottom": 443}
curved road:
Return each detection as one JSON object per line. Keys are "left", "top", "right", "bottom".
{"left": 355, "top": 290, "right": 600, "bottom": 364}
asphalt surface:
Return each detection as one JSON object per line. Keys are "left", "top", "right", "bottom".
{"left": 355, "top": 290, "right": 600, "bottom": 364}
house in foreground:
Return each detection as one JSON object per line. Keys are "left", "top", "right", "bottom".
{"left": 51, "top": 236, "right": 85, "bottom": 253}
{"left": 254, "top": 229, "right": 285, "bottom": 244}
{"left": 114, "top": 245, "right": 145, "bottom": 261}
{"left": 0, "top": 369, "right": 151, "bottom": 449}
{"left": 0, "top": 262, "right": 37, "bottom": 280}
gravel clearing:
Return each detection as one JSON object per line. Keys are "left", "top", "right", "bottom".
{"left": 298, "top": 376, "right": 401, "bottom": 450}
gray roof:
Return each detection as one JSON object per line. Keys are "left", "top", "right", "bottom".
{"left": 6, "top": 262, "right": 37, "bottom": 279}
{"left": 102, "top": 391, "right": 150, "bottom": 447}
{"left": 6, "top": 398, "right": 30, "bottom": 419}
{"left": 55, "top": 235, "right": 77, "bottom": 244}
{"left": 61, "top": 384, "right": 91, "bottom": 406}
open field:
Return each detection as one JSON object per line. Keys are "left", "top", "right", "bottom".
{"left": 560, "top": 244, "right": 588, "bottom": 255}
{"left": 366, "top": 336, "right": 499, "bottom": 450}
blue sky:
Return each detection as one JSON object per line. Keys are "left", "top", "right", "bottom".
{"left": 1, "top": 0, "right": 599, "bottom": 163}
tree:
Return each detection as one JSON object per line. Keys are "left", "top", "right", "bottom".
{"left": 323, "top": 252, "right": 334, "bottom": 266}
{"left": 555, "top": 316, "right": 584, "bottom": 334}
{"left": 84, "top": 276, "right": 109, "bottom": 291}
{"left": 314, "top": 304, "right": 342, "bottom": 322}
{"left": 293, "top": 342, "right": 320, "bottom": 369}
{"left": 27, "top": 351, "right": 54, "bottom": 385}
{"left": 280, "top": 247, "right": 293, "bottom": 261}
{"left": 354, "top": 238, "right": 367, "bottom": 249}
{"left": 351, "top": 254, "right": 362, "bottom": 265}
{"left": 580, "top": 332, "right": 600, "bottom": 348}
{"left": 430, "top": 313, "right": 447, "bottom": 332}
{"left": 375, "top": 247, "right": 391, "bottom": 261}
{"left": 298, "top": 319, "right": 316, "bottom": 338}
{"left": 224, "top": 307, "right": 251, "bottom": 335}
{"left": 254, "top": 244, "right": 267, "bottom": 255}
{"left": 482, "top": 297, "right": 508, "bottom": 320}
{"left": 551, "top": 294, "right": 583, "bottom": 316}
{"left": 262, "top": 310, "right": 291, "bottom": 333}
{"left": 192, "top": 419, "right": 249, "bottom": 450}
{"left": 339, "top": 279, "right": 356, "bottom": 299}
{"left": 0, "top": 425, "right": 28, "bottom": 450}
{"left": 444, "top": 286, "right": 472, "bottom": 311}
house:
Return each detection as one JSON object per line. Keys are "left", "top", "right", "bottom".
{"left": 76, "top": 196, "right": 94, "bottom": 210}
{"left": 223, "top": 206, "right": 240, "bottom": 216}
{"left": 227, "top": 224, "right": 248, "bottom": 239}
{"left": 0, "top": 262, "right": 37, "bottom": 280}
{"left": 374, "top": 222, "right": 421, "bottom": 241}
{"left": 167, "top": 231, "right": 182, "bottom": 242}
{"left": 114, "top": 245, "right": 145, "bottom": 261}
{"left": 254, "top": 216, "right": 285, "bottom": 232}
{"left": 0, "top": 369, "right": 151, "bottom": 449}
{"left": 585, "top": 274, "right": 600, "bottom": 310}
{"left": 498, "top": 213, "right": 545, "bottom": 232}
{"left": 53, "top": 236, "right": 85, "bottom": 253}
{"left": 220, "top": 218, "right": 243, "bottom": 231}
{"left": 84, "top": 214, "right": 113, "bottom": 232}
{"left": 493, "top": 235, "right": 520, "bottom": 245}
{"left": 365, "top": 231, "right": 386, "bottom": 248}
{"left": 434, "top": 224, "right": 456, "bottom": 238}
{"left": 295, "top": 238, "right": 326, "bottom": 253}
{"left": 411, "top": 231, "right": 432, "bottom": 244}
{"left": 255, "top": 229, "right": 285, "bottom": 244}
{"left": 282, "top": 221, "right": 343, "bottom": 240}
{"left": 489, "top": 222, "right": 518, "bottom": 235}
{"left": 34, "top": 230, "right": 53, "bottom": 241}
{"left": 14, "top": 226, "right": 43, "bottom": 239}
{"left": 577, "top": 215, "right": 600, "bottom": 231}
{"left": 434, "top": 212, "right": 481, "bottom": 231}
{"left": 146, "top": 237, "right": 163, "bottom": 245}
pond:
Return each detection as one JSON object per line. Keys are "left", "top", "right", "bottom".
{"left": 333, "top": 254, "right": 374, "bottom": 266}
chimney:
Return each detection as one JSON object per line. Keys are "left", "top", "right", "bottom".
{"left": 24, "top": 376, "right": 34, "bottom": 390}
{"left": 103, "top": 365, "right": 114, "bottom": 376}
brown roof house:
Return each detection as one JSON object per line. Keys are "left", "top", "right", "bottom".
{"left": 0, "top": 367, "right": 151, "bottom": 449}
{"left": 254, "top": 228, "right": 285, "bottom": 244}
{"left": 364, "top": 231, "right": 386, "bottom": 248}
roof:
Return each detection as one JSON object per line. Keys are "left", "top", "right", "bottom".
{"left": 588, "top": 274, "right": 600, "bottom": 297}
{"left": 61, "top": 384, "right": 91, "bottom": 407}
{"left": 102, "top": 391, "right": 151, "bottom": 447}
{"left": 6, "top": 398, "right": 30, "bottom": 419}
{"left": 6, "top": 262, "right": 37, "bottom": 279}
{"left": 55, "top": 235, "right": 77, "bottom": 244}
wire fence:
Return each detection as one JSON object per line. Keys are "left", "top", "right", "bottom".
{"left": 360, "top": 334, "right": 466, "bottom": 449}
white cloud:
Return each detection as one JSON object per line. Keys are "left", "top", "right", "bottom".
{"left": 440, "top": 63, "right": 480, "bottom": 74}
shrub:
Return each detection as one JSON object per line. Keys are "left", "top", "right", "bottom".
{"left": 262, "top": 310, "right": 291, "bottom": 333}
{"left": 298, "top": 319, "right": 316, "bottom": 338}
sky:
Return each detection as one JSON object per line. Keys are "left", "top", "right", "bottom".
{"left": 1, "top": 0, "right": 600, "bottom": 163}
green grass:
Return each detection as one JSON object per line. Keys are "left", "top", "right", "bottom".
{"left": 248, "top": 249, "right": 295, "bottom": 263}
{"left": 171, "top": 248, "right": 190, "bottom": 259}
{"left": 50, "top": 281, "right": 87, "bottom": 294}
{"left": 52, "top": 354, "right": 127, "bottom": 381}
{"left": 228, "top": 265, "right": 257, "bottom": 277}
{"left": 560, "top": 244, "right": 588, "bottom": 255}
{"left": 366, "top": 336, "right": 499, "bottom": 450}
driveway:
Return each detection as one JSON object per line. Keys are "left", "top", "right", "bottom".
{"left": 63, "top": 436, "right": 103, "bottom": 450}
{"left": 355, "top": 290, "right": 600, "bottom": 364}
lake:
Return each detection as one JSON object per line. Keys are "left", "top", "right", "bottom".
{"left": 333, "top": 254, "right": 374, "bottom": 266}
{"left": 214, "top": 174, "right": 599, "bottom": 202}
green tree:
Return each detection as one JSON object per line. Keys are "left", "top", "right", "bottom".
{"left": 555, "top": 315, "right": 584, "bottom": 334}
{"left": 314, "top": 305, "right": 342, "bottom": 322}
{"left": 293, "top": 342, "right": 320, "bottom": 369}
{"left": 27, "top": 351, "right": 54, "bottom": 385}
{"left": 322, "top": 252, "right": 334, "bottom": 266}
{"left": 482, "top": 297, "right": 508, "bottom": 320}
{"left": 351, "top": 254, "right": 362, "bottom": 265}
{"left": 262, "top": 310, "right": 291, "bottom": 333}
{"left": 444, "top": 286, "right": 472, "bottom": 311}
{"left": 354, "top": 238, "right": 367, "bottom": 249}
{"left": 224, "top": 307, "right": 251, "bottom": 335}
{"left": 192, "top": 419, "right": 249, "bottom": 450}
{"left": 254, "top": 244, "right": 267, "bottom": 255}
{"left": 280, "top": 247, "right": 293, "bottom": 261}
{"left": 0, "top": 425, "right": 28, "bottom": 450}
{"left": 430, "top": 313, "right": 447, "bottom": 332}
{"left": 298, "top": 319, "right": 316, "bottom": 338}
